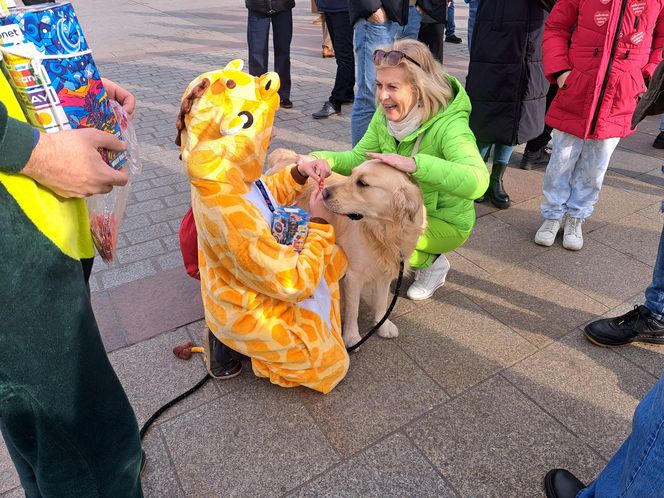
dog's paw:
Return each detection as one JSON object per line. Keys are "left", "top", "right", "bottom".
{"left": 377, "top": 320, "right": 399, "bottom": 339}
{"left": 343, "top": 330, "right": 362, "bottom": 348}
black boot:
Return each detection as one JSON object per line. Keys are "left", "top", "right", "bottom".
{"left": 204, "top": 329, "right": 243, "bottom": 379}
{"left": 486, "top": 161, "right": 511, "bottom": 209}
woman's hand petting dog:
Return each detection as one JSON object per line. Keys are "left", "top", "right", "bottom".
{"left": 365, "top": 152, "right": 416, "bottom": 174}
{"left": 308, "top": 188, "right": 330, "bottom": 222}
{"left": 296, "top": 156, "right": 331, "bottom": 183}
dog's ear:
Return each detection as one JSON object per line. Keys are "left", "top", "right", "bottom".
{"left": 265, "top": 148, "right": 298, "bottom": 175}
{"left": 175, "top": 78, "right": 211, "bottom": 148}
{"left": 393, "top": 184, "right": 422, "bottom": 222}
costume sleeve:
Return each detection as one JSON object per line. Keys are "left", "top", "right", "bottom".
{"left": 261, "top": 165, "right": 307, "bottom": 206}
{"left": 0, "top": 101, "right": 38, "bottom": 174}
{"left": 543, "top": 0, "right": 579, "bottom": 83}
{"left": 643, "top": 6, "right": 664, "bottom": 80}
{"left": 309, "top": 109, "right": 384, "bottom": 176}
{"left": 411, "top": 117, "right": 489, "bottom": 200}
{"left": 194, "top": 180, "right": 337, "bottom": 302}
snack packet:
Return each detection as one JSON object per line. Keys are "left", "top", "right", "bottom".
{"left": 86, "top": 100, "right": 142, "bottom": 262}
{"left": 271, "top": 206, "right": 310, "bottom": 252}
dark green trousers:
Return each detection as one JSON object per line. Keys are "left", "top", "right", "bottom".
{"left": 0, "top": 184, "right": 143, "bottom": 498}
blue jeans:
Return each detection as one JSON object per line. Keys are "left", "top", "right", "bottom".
{"left": 397, "top": 5, "right": 421, "bottom": 40}
{"left": 540, "top": 130, "right": 620, "bottom": 220}
{"left": 446, "top": 0, "right": 456, "bottom": 36}
{"left": 578, "top": 366, "right": 664, "bottom": 497}
{"left": 477, "top": 142, "right": 514, "bottom": 164}
{"left": 351, "top": 18, "right": 397, "bottom": 146}
{"left": 659, "top": 114, "right": 664, "bottom": 133}
{"left": 645, "top": 224, "right": 664, "bottom": 321}
{"left": 465, "top": 0, "right": 479, "bottom": 52}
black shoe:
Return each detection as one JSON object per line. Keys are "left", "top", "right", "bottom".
{"left": 204, "top": 329, "right": 242, "bottom": 379}
{"left": 280, "top": 98, "right": 293, "bottom": 109}
{"left": 544, "top": 469, "right": 586, "bottom": 498}
{"left": 140, "top": 450, "right": 147, "bottom": 476}
{"left": 584, "top": 305, "right": 664, "bottom": 347}
{"left": 520, "top": 147, "right": 550, "bottom": 170}
{"left": 486, "top": 161, "right": 511, "bottom": 209}
{"left": 653, "top": 131, "right": 664, "bottom": 149}
{"left": 312, "top": 101, "right": 340, "bottom": 119}
{"left": 445, "top": 34, "right": 462, "bottom": 44}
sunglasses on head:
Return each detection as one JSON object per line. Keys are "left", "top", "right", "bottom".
{"left": 373, "top": 49, "right": 422, "bottom": 69}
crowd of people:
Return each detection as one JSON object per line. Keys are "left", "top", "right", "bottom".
{"left": 1, "top": 0, "right": 664, "bottom": 497}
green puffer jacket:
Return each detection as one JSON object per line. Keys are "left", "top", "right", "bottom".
{"left": 312, "top": 75, "right": 489, "bottom": 234}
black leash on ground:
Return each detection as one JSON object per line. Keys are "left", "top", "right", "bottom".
{"left": 140, "top": 260, "right": 405, "bottom": 440}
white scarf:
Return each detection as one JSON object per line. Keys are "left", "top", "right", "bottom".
{"left": 386, "top": 104, "right": 424, "bottom": 141}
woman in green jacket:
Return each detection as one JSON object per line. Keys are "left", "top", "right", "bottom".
{"left": 303, "top": 38, "right": 488, "bottom": 300}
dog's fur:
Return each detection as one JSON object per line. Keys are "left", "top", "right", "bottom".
{"left": 266, "top": 148, "right": 425, "bottom": 347}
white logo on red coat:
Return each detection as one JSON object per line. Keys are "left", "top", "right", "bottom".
{"left": 594, "top": 10, "right": 610, "bottom": 26}
{"left": 631, "top": 31, "right": 645, "bottom": 44}
{"left": 630, "top": 0, "right": 646, "bottom": 15}
{"left": 599, "top": 0, "right": 610, "bottom": 4}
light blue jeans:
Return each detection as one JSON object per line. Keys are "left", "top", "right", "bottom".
{"left": 540, "top": 130, "right": 620, "bottom": 220}
{"left": 465, "top": 0, "right": 479, "bottom": 52}
{"left": 446, "top": 0, "right": 456, "bottom": 36}
{"left": 645, "top": 222, "right": 664, "bottom": 320}
{"left": 579, "top": 367, "right": 664, "bottom": 497}
{"left": 351, "top": 19, "right": 397, "bottom": 146}
{"left": 397, "top": 5, "right": 422, "bottom": 41}
{"left": 659, "top": 114, "right": 664, "bottom": 132}
{"left": 477, "top": 142, "right": 514, "bottom": 164}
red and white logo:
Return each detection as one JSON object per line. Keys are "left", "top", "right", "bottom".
{"left": 594, "top": 10, "right": 610, "bottom": 27}
{"left": 630, "top": 1, "right": 646, "bottom": 15}
{"left": 631, "top": 31, "right": 645, "bottom": 44}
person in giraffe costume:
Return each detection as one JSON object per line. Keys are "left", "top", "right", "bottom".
{"left": 176, "top": 60, "right": 349, "bottom": 394}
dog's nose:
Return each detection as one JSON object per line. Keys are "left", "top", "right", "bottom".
{"left": 322, "top": 187, "right": 330, "bottom": 200}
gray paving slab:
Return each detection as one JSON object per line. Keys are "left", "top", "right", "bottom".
{"left": 459, "top": 262, "right": 609, "bottom": 348}
{"left": 503, "top": 332, "right": 661, "bottom": 460}
{"left": 395, "top": 291, "right": 536, "bottom": 395}
{"left": 109, "top": 327, "right": 223, "bottom": 427}
{"left": 141, "top": 429, "right": 186, "bottom": 498}
{"left": 288, "top": 433, "right": 458, "bottom": 498}
{"left": 0, "top": 488, "right": 22, "bottom": 498}
{"left": 405, "top": 376, "right": 605, "bottom": 498}
{"left": 0, "top": 442, "right": 19, "bottom": 495}
{"left": 159, "top": 381, "right": 340, "bottom": 498}
{"left": 530, "top": 238, "right": 654, "bottom": 309}
{"left": 300, "top": 339, "right": 449, "bottom": 457}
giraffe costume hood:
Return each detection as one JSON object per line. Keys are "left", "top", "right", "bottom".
{"left": 177, "top": 61, "right": 349, "bottom": 394}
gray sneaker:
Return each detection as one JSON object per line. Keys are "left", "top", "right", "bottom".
{"left": 563, "top": 216, "right": 584, "bottom": 250}
{"left": 534, "top": 218, "right": 561, "bottom": 247}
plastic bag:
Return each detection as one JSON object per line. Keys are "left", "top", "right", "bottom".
{"left": 86, "top": 99, "right": 142, "bottom": 263}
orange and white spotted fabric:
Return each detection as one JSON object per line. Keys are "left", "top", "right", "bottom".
{"left": 178, "top": 60, "right": 349, "bottom": 393}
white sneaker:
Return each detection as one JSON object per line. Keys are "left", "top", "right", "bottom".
{"left": 563, "top": 216, "right": 584, "bottom": 250}
{"left": 407, "top": 255, "right": 450, "bottom": 301}
{"left": 534, "top": 218, "right": 561, "bottom": 247}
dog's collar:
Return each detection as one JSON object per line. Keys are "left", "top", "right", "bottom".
{"left": 345, "top": 213, "right": 364, "bottom": 221}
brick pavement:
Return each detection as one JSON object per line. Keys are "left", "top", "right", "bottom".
{"left": 1, "top": 1, "right": 664, "bottom": 497}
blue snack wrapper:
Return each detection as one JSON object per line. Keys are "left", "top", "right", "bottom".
{"left": 271, "top": 206, "right": 310, "bottom": 252}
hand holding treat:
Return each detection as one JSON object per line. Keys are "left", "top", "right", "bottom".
{"left": 296, "top": 157, "right": 331, "bottom": 182}
{"left": 308, "top": 188, "right": 329, "bottom": 221}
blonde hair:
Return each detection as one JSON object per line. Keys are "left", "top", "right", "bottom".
{"left": 374, "top": 38, "right": 454, "bottom": 123}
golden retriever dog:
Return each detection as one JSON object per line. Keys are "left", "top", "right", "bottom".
{"left": 266, "top": 148, "right": 425, "bottom": 347}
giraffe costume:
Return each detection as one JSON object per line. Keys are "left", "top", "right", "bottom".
{"left": 177, "top": 60, "right": 349, "bottom": 394}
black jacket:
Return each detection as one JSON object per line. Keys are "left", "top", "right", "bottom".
{"left": 245, "top": 0, "right": 295, "bottom": 15}
{"left": 465, "top": 0, "right": 548, "bottom": 145}
{"left": 632, "top": 58, "right": 664, "bottom": 128}
{"left": 349, "top": 0, "right": 408, "bottom": 26}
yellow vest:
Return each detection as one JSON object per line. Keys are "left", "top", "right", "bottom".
{"left": 0, "top": 72, "right": 94, "bottom": 260}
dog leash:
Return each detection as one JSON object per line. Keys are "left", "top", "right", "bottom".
{"left": 140, "top": 260, "right": 405, "bottom": 440}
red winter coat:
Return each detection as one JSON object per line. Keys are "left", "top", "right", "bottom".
{"left": 544, "top": 0, "right": 664, "bottom": 139}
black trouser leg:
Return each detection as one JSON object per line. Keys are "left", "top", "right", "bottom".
{"left": 272, "top": 9, "right": 293, "bottom": 100}
{"left": 247, "top": 9, "right": 270, "bottom": 77}
{"left": 525, "top": 85, "right": 558, "bottom": 152}
{"left": 418, "top": 22, "right": 444, "bottom": 64}
{"left": 325, "top": 10, "right": 355, "bottom": 106}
